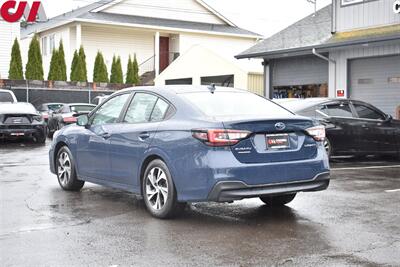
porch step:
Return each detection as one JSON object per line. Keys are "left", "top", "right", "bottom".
{"left": 140, "top": 71, "right": 155, "bottom": 86}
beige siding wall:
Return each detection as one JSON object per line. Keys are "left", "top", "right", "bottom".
{"left": 103, "top": 0, "right": 224, "bottom": 25}
{"left": 0, "top": 20, "right": 20, "bottom": 79}
{"left": 335, "top": 0, "right": 400, "bottom": 31}
{"left": 81, "top": 25, "right": 155, "bottom": 82}
{"left": 247, "top": 74, "right": 264, "bottom": 96}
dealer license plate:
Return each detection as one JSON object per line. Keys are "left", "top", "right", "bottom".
{"left": 266, "top": 134, "right": 290, "bottom": 150}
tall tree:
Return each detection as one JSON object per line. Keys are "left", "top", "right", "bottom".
{"left": 48, "top": 49, "right": 60, "bottom": 81}
{"left": 78, "top": 46, "right": 87, "bottom": 82}
{"left": 93, "top": 51, "right": 109, "bottom": 83}
{"left": 110, "top": 55, "right": 121, "bottom": 83}
{"left": 132, "top": 54, "right": 140, "bottom": 85}
{"left": 125, "top": 55, "right": 134, "bottom": 84}
{"left": 70, "top": 50, "right": 79, "bottom": 82}
{"left": 58, "top": 40, "right": 67, "bottom": 81}
{"left": 8, "top": 38, "right": 24, "bottom": 80}
{"left": 25, "top": 35, "right": 44, "bottom": 80}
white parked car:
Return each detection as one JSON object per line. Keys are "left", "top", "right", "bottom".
{"left": 0, "top": 89, "right": 17, "bottom": 103}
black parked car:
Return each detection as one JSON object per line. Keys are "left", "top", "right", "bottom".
{"left": 275, "top": 98, "right": 400, "bottom": 159}
{"left": 36, "top": 103, "right": 64, "bottom": 122}
{"left": 47, "top": 103, "right": 96, "bottom": 138}
{"left": 0, "top": 102, "right": 46, "bottom": 143}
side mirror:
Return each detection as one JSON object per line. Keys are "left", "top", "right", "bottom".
{"left": 384, "top": 114, "right": 392, "bottom": 122}
{"left": 77, "top": 114, "right": 89, "bottom": 127}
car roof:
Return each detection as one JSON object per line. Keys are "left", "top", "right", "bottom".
{"left": 67, "top": 103, "right": 96, "bottom": 106}
{"left": 274, "top": 98, "right": 336, "bottom": 112}
{"left": 117, "top": 85, "right": 248, "bottom": 96}
{"left": 0, "top": 102, "right": 37, "bottom": 114}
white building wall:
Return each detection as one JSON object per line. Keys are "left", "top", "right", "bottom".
{"left": 102, "top": 0, "right": 225, "bottom": 25}
{"left": 328, "top": 43, "right": 400, "bottom": 98}
{"left": 81, "top": 25, "right": 155, "bottom": 82}
{"left": 39, "top": 26, "right": 71, "bottom": 80}
{"left": 179, "top": 33, "right": 257, "bottom": 61}
{"left": 154, "top": 46, "right": 249, "bottom": 89}
{"left": 0, "top": 20, "right": 20, "bottom": 79}
{"left": 335, "top": 0, "right": 400, "bottom": 31}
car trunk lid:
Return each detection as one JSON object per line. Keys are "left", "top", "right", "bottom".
{"left": 221, "top": 117, "right": 318, "bottom": 164}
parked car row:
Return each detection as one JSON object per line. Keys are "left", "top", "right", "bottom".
{"left": 0, "top": 89, "right": 100, "bottom": 143}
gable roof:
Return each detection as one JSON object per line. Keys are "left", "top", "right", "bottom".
{"left": 236, "top": 5, "right": 332, "bottom": 59}
{"left": 22, "top": 0, "right": 259, "bottom": 39}
{"left": 92, "top": 0, "right": 237, "bottom": 27}
{"left": 237, "top": 4, "right": 400, "bottom": 59}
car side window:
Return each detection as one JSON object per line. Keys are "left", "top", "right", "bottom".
{"left": 124, "top": 93, "right": 158, "bottom": 124}
{"left": 91, "top": 94, "right": 130, "bottom": 126}
{"left": 150, "top": 98, "right": 170, "bottom": 122}
{"left": 353, "top": 104, "right": 385, "bottom": 120}
{"left": 324, "top": 103, "right": 353, "bottom": 118}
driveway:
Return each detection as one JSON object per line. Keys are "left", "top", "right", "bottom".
{"left": 0, "top": 141, "right": 399, "bottom": 266}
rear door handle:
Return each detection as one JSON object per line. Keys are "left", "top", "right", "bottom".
{"left": 139, "top": 132, "right": 150, "bottom": 141}
{"left": 101, "top": 132, "right": 111, "bottom": 139}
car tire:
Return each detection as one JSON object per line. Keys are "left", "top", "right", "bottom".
{"left": 56, "top": 146, "right": 84, "bottom": 191}
{"left": 142, "top": 159, "right": 185, "bottom": 219}
{"left": 47, "top": 126, "right": 54, "bottom": 138}
{"left": 34, "top": 132, "right": 46, "bottom": 144}
{"left": 324, "top": 137, "right": 332, "bottom": 159}
{"left": 260, "top": 193, "right": 297, "bottom": 207}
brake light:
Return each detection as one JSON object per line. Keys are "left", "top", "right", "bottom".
{"left": 63, "top": 117, "right": 77, "bottom": 123}
{"left": 192, "top": 129, "right": 252, "bottom": 147}
{"left": 306, "top": 125, "right": 325, "bottom": 141}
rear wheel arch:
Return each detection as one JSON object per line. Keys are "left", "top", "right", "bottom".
{"left": 139, "top": 155, "right": 165, "bottom": 195}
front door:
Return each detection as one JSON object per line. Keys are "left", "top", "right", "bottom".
{"left": 159, "top": 37, "right": 169, "bottom": 73}
{"left": 76, "top": 93, "right": 131, "bottom": 180}
{"left": 351, "top": 102, "right": 398, "bottom": 154}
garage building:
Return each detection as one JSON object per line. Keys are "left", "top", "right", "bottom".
{"left": 237, "top": 0, "right": 400, "bottom": 118}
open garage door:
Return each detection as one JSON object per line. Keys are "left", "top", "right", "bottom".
{"left": 272, "top": 56, "right": 329, "bottom": 98}
{"left": 349, "top": 55, "right": 400, "bottom": 117}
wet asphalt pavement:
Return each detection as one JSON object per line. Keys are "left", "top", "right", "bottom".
{"left": 0, "top": 140, "right": 399, "bottom": 267}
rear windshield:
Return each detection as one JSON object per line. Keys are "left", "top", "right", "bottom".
{"left": 182, "top": 92, "right": 292, "bottom": 117}
{"left": 48, "top": 104, "right": 63, "bottom": 111}
{"left": 0, "top": 92, "right": 14, "bottom": 103}
{"left": 70, "top": 105, "right": 95, "bottom": 113}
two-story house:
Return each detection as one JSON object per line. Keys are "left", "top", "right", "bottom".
{"left": 237, "top": 0, "right": 400, "bottom": 117}
{"left": 21, "top": 0, "right": 261, "bottom": 88}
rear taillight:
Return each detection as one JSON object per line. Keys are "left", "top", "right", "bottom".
{"left": 306, "top": 125, "right": 325, "bottom": 141}
{"left": 63, "top": 117, "right": 77, "bottom": 123}
{"left": 192, "top": 129, "right": 252, "bottom": 147}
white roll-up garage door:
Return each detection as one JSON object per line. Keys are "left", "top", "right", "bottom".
{"left": 349, "top": 55, "right": 400, "bottom": 117}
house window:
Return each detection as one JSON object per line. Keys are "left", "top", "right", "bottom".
{"left": 201, "top": 75, "right": 234, "bottom": 87}
{"left": 49, "top": 35, "right": 55, "bottom": 52}
{"left": 165, "top": 78, "right": 192, "bottom": 85}
{"left": 41, "top": 37, "right": 48, "bottom": 56}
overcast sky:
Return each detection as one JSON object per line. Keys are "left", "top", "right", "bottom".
{"left": 38, "top": 0, "right": 332, "bottom": 37}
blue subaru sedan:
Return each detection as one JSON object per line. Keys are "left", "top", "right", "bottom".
{"left": 49, "top": 86, "right": 330, "bottom": 218}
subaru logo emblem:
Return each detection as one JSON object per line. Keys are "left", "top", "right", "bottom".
{"left": 275, "top": 122, "right": 286, "bottom": 131}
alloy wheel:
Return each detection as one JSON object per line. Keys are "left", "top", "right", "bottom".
{"left": 145, "top": 167, "right": 169, "bottom": 210}
{"left": 57, "top": 152, "right": 71, "bottom": 187}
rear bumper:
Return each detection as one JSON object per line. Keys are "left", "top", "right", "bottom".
{"left": 208, "top": 172, "right": 330, "bottom": 202}
{"left": 0, "top": 125, "right": 45, "bottom": 139}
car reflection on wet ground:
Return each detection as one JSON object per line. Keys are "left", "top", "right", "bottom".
{"left": 0, "top": 140, "right": 399, "bottom": 266}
